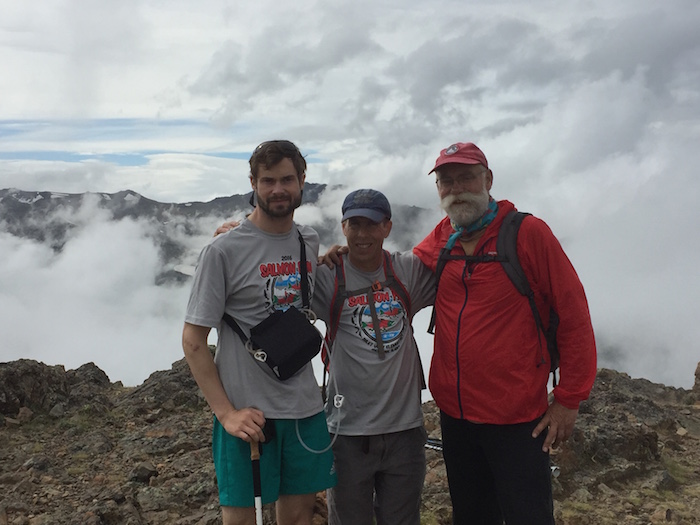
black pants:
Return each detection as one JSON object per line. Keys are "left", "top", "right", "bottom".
{"left": 440, "top": 411, "right": 555, "bottom": 525}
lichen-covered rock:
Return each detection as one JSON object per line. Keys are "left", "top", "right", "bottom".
{"left": 1, "top": 361, "right": 699, "bottom": 524}
{"left": 0, "top": 360, "right": 69, "bottom": 416}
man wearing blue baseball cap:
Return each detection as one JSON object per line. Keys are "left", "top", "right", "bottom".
{"left": 313, "top": 188, "right": 435, "bottom": 525}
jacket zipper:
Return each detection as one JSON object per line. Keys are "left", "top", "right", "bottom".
{"left": 455, "top": 262, "right": 469, "bottom": 419}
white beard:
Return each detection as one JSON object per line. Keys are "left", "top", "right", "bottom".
{"left": 440, "top": 188, "right": 490, "bottom": 227}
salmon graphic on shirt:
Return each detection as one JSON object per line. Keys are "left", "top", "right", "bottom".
{"left": 259, "top": 259, "right": 314, "bottom": 312}
{"left": 347, "top": 288, "right": 406, "bottom": 354}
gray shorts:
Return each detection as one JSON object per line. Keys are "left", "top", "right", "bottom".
{"left": 327, "top": 426, "right": 427, "bottom": 525}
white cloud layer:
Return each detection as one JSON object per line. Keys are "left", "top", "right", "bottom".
{"left": 0, "top": 212, "right": 190, "bottom": 386}
{"left": 1, "top": 0, "right": 699, "bottom": 388}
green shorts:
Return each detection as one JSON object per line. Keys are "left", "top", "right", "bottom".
{"left": 212, "top": 412, "right": 337, "bottom": 507}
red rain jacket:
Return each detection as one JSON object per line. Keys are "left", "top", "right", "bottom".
{"left": 414, "top": 200, "right": 597, "bottom": 424}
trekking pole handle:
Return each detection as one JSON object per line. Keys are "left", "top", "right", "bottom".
{"left": 250, "top": 440, "right": 260, "bottom": 460}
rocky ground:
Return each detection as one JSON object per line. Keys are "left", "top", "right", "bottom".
{"left": 1, "top": 358, "right": 699, "bottom": 525}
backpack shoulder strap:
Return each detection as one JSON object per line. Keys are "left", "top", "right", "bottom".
{"left": 297, "top": 230, "right": 310, "bottom": 309}
{"left": 427, "top": 247, "right": 451, "bottom": 334}
{"left": 497, "top": 211, "right": 560, "bottom": 381}
{"left": 327, "top": 251, "right": 412, "bottom": 346}
{"left": 381, "top": 250, "right": 427, "bottom": 389}
{"left": 496, "top": 211, "right": 532, "bottom": 297}
{"left": 381, "top": 250, "right": 412, "bottom": 317}
{"left": 321, "top": 256, "right": 345, "bottom": 402}
{"left": 325, "top": 256, "right": 347, "bottom": 354}
{"left": 426, "top": 238, "right": 501, "bottom": 333}
{"left": 223, "top": 313, "right": 249, "bottom": 344}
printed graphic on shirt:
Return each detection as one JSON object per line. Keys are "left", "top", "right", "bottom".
{"left": 348, "top": 288, "right": 406, "bottom": 354}
{"left": 260, "top": 259, "right": 313, "bottom": 312}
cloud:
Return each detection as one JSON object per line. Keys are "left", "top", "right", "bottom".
{"left": 1, "top": 0, "right": 700, "bottom": 389}
{"left": 0, "top": 153, "right": 253, "bottom": 204}
{"left": 189, "top": 3, "right": 385, "bottom": 127}
{"left": 0, "top": 201, "right": 193, "bottom": 386}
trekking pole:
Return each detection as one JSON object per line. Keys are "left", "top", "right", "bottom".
{"left": 250, "top": 441, "right": 263, "bottom": 525}
{"left": 425, "top": 437, "right": 444, "bottom": 451}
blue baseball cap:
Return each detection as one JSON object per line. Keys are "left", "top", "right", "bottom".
{"left": 341, "top": 189, "right": 392, "bottom": 223}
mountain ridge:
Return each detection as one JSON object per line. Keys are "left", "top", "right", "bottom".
{"left": 1, "top": 358, "right": 699, "bottom": 524}
{"left": 0, "top": 186, "right": 437, "bottom": 285}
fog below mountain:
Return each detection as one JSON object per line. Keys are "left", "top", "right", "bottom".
{"left": 1, "top": 185, "right": 698, "bottom": 393}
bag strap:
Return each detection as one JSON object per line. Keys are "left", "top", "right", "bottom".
{"left": 322, "top": 256, "right": 346, "bottom": 366}
{"left": 323, "top": 251, "right": 425, "bottom": 387}
{"left": 380, "top": 252, "right": 425, "bottom": 389}
{"left": 297, "top": 229, "right": 310, "bottom": 309}
{"left": 497, "top": 211, "right": 559, "bottom": 384}
{"left": 223, "top": 312, "right": 249, "bottom": 345}
{"left": 496, "top": 211, "right": 531, "bottom": 297}
{"left": 223, "top": 229, "right": 311, "bottom": 346}
{"left": 381, "top": 251, "right": 412, "bottom": 318}
{"left": 497, "top": 211, "right": 545, "bottom": 359}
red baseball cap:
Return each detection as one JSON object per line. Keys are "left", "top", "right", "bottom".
{"left": 429, "top": 142, "right": 488, "bottom": 173}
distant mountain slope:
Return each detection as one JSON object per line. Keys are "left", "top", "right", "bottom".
{"left": 0, "top": 186, "right": 437, "bottom": 284}
{"left": 0, "top": 185, "right": 322, "bottom": 248}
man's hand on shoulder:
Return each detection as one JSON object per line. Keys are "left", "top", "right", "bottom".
{"left": 318, "top": 244, "right": 348, "bottom": 268}
{"left": 219, "top": 407, "right": 267, "bottom": 443}
{"left": 532, "top": 400, "right": 579, "bottom": 453}
{"left": 214, "top": 220, "right": 240, "bottom": 237}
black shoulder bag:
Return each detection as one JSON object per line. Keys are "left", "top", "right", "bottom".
{"left": 222, "top": 231, "right": 322, "bottom": 380}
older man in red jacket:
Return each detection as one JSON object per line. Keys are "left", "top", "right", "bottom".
{"left": 414, "top": 142, "right": 597, "bottom": 525}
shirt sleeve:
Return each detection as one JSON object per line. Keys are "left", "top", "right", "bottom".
{"left": 184, "top": 242, "right": 230, "bottom": 328}
{"left": 393, "top": 251, "right": 436, "bottom": 316}
{"left": 413, "top": 219, "right": 447, "bottom": 272}
{"left": 311, "top": 263, "right": 335, "bottom": 324}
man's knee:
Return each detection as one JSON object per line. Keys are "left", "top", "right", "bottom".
{"left": 276, "top": 493, "right": 317, "bottom": 525}
{"left": 222, "top": 505, "right": 254, "bottom": 525}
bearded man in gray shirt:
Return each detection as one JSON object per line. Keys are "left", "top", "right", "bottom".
{"left": 183, "top": 140, "right": 336, "bottom": 525}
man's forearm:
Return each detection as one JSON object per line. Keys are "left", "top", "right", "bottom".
{"left": 182, "top": 324, "right": 236, "bottom": 420}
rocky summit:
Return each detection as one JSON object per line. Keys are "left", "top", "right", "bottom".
{"left": 1, "top": 359, "right": 699, "bottom": 525}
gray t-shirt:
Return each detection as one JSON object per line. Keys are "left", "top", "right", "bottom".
{"left": 314, "top": 251, "right": 435, "bottom": 435}
{"left": 185, "top": 218, "right": 323, "bottom": 419}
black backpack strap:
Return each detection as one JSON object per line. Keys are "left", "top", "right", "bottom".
{"left": 326, "top": 257, "right": 347, "bottom": 348}
{"left": 326, "top": 251, "right": 413, "bottom": 361}
{"left": 427, "top": 247, "right": 451, "bottom": 334}
{"left": 497, "top": 211, "right": 559, "bottom": 384}
{"left": 381, "top": 252, "right": 426, "bottom": 390}
{"left": 497, "top": 211, "right": 544, "bottom": 354}
{"left": 222, "top": 313, "right": 249, "bottom": 345}
{"left": 381, "top": 251, "right": 411, "bottom": 316}
{"left": 425, "top": 211, "right": 560, "bottom": 384}
{"left": 297, "top": 230, "right": 310, "bottom": 309}
{"left": 322, "top": 257, "right": 345, "bottom": 403}
{"left": 496, "top": 211, "right": 531, "bottom": 297}
{"left": 427, "top": 246, "right": 500, "bottom": 334}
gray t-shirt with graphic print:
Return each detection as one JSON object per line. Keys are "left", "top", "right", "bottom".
{"left": 185, "top": 218, "right": 323, "bottom": 419}
{"left": 314, "top": 251, "right": 435, "bottom": 436}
